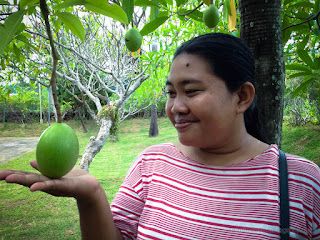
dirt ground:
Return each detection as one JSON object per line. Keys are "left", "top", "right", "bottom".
{"left": 0, "top": 137, "right": 39, "bottom": 165}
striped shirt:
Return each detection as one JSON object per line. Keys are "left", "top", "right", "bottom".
{"left": 111, "top": 143, "right": 320, "bottom": 239}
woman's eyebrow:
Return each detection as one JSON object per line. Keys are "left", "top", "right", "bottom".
{"left": 166, "top": 79, "right": 202, "bottom": 86}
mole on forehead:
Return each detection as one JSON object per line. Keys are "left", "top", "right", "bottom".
{"left": 186, "top": 62, "right": 190, "bottom": 67}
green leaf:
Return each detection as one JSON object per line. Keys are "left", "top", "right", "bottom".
{"left": 53, "top": 0, "right": 86, "bottom": 10}
{"left": 15, "top": 34, "right": 29, "bottom": 44}
{"left": 224, "top": 0, "right": 232, "bottom": 15}
{"left": 291, "top": 76, "right": 314, "bottom": 98}
{"left": 314, "top": 57, "right": 320, "bottom": 69}
{"left": 134, "top": 0, "right": 158, "bottom": 7}
{"left": 157, "top": 0, "right": 167, "bottom": 7}
{"left": 166, "top": 0, "right": 173, "bottom": 5}
{"left": 295, "top": 11, "right": 309, "bottom": 19}
{"left": 286, "top": 63, "right": 312, "bottom": 72}
{"left": 315, "top": 0, "right": 320, "bottom": 13}
{"left": 0, "top": 1, "right": 9, "bottom": 4}
{"left": 176, "top": 0, "right": 187, "bottom": 7}
{"left": 55, "top": 19, "right": 62, "bottom": 32}
{"left": 13, "top": 43, "right": 21, "bottom": 60}
{"left": 1, "top": 58, "right": 5, "bottom": 70}
{"left": 122, "top": 0, "right": 134, "bottom": 24}
{"left": 20, "top": 0, "right": 39, "bottom": 9}
{"left": 282, "top": 15, "right": 291, "bottom": 45}
{"left": 314, "top": 26, "right": 320, "bottom": 36}
{"left": 140, "top": 16, "right": 168, "bottom": 36}
{"left": 289, "top": 2, "right": 314, "bottom": 9}
{"left": 288, "top": 72, "right": 310, "bottom": 79}
{"left": 297, "top": 36, "right": 308, "bottom": 51}
{"left": 85, "top": 0, "right": 128, "bottom": 25}
{"left": 297, "top": 49, "right": 315, "bottom": 69}
{"left": 55, "top": 12, "right": 85, "bottom": 41}
{"left": 177, "top": 9, "right": 203, "bottom": 22}
{"left": 150, "top": 6, "right": 159, "bottom": 21}
{"left": 0, "top": 10, "right": 27, "bottom": 55}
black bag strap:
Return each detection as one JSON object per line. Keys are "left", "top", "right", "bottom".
{"left": 279, "top": 149, "right": 290, "bottom": 239}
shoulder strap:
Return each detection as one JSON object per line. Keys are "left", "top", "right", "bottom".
{"left": 279, "top": 149, "right": 290, "bottom": 240}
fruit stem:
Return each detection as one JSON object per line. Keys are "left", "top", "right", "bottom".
{"left": 40, "top": 0, "right": 63, "bottom": 123}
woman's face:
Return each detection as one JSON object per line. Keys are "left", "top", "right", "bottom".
{"left": 165, "top": 53, "right": 241, "bottom": 149}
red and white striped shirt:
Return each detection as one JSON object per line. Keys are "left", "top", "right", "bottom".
{"left": 111, "top": 143, "right": 320, "bottom": 239}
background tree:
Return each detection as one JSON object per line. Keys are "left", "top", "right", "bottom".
{"left": 1, "top": 0, "right": 319, "bottom": 169}
{"left": 2, "top": 4, "right": 151, "bottom": 170}
{"left": 239, "top": 0, "right": 285, "bottom": 146}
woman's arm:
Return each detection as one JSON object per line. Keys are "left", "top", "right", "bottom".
{"left": 77, "top": 184, "right": 123, "bottom": 240}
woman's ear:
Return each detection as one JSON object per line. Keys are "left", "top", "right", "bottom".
{"left": 235, "top": 82, "right": 255, "bottom": 114}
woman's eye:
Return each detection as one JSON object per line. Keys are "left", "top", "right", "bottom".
{"left": 166, "top": 91, "right": 176, "bottom": 97}
{"left": 185, "top": 89, "right": 198, "bottom": 95}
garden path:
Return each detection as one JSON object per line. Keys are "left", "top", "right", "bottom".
{"left": 0, "top": 137, "right": 38, "bottom": 165}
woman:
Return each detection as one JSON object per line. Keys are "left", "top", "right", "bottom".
{"left": 1, "top": 33, "right": 319, "bottom": 239}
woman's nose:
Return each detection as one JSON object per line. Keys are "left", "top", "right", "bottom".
{"left": 171, "top": 96, "right": 189, "bottom": 114}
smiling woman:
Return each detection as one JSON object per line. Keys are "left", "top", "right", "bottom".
{"left": 0, "top": 33, "right": 320, "bottom": 240}
{"left": 165, "top": 54, "right": 248, "bottom": 155}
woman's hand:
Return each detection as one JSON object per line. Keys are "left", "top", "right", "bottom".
{"left": 0, "top": 160, "right": 101, "bottom": 201}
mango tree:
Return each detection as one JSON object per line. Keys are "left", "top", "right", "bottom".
{"left": 1, "top": 0, "right": 317, "bottom": 166}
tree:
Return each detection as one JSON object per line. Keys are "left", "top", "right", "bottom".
{"left": 239, "top": 0, "right": 285, "bottom": 146}
{"left": 3, "top": 5, "right": 151, "bottom": 170}
{"left": 282, "top": 1, "right": 320, "bottom": 124}
{"left": 2, "top": 0, "right": 318, "bottom": 167}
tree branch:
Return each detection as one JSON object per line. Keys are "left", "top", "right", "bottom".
{"left": 282, "top": 10, "right": 320, "bottom": 31}
{"left": 39, "top": 0, "right": 62, "bottom": 123}
{"left": 176, "top": 3, "right": 203, "bottom": 16}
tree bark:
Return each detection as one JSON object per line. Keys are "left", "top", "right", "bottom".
{"left": 79, "top": 118, "right": 112, "bottom": 172}
{"left": 3, "top": 100, "right": 5, "bottom": 124}
{"left": 149, "top": 104, "right": 159, "bottom": 137}
{"left": 239, "top": 0, "right": 285, "bottom": 147}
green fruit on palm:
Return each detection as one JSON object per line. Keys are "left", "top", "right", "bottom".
{"left": 203, "top": 5, "right": 220, "bottom": 28}
{"left": 125, "top": 28, "right": 142, "bottom": 52}
{"left": 36, "top": 123, "right": 79, "bottom": 179}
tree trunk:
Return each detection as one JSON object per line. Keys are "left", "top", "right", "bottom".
{"left": 79, "top": 118, "right": 112, "bottom": 172}
{"left": 239, "top": 0, "right": 285, "bottom": 147}
{"left": 3, "top": 100, "right": 5, "bottom": 124}
{"left": 149, "top": 104, "right": 159, "bottom": 137}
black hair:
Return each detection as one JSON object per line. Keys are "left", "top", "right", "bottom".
{"left": 173, "top": 33, "right": 266, "bottom": 143}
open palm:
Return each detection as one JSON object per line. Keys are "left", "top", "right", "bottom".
{"left": 0, "top": 160, "right": 101, "bottom": 201}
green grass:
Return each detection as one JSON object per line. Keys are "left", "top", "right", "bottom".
{"left": 0, "top": 118, "right": 319, "bottom": 239}
{"left": 0, "top": 117, "right": 178, "bottom": 240}
{"left": 282, "top": 122, "right": 320, "bottom": 166}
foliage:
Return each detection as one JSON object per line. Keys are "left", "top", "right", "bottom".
{"left": 284, "top": 74, "right": 320, "bottom": 125}
{"left": 284, "top": 95, "right": 313, "bottom": 125}
{"left": 0, "top": 0, "right": 319, "bottom": 133}
{"left": 0, "top": 82, "right": 51, "bottom": 123}
{"left": 282, "top": 0, "right": 320, "bottom": 102}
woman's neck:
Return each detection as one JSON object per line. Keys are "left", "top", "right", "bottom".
{"left": 175, "top": 135, "right": 269, "bottom": 167}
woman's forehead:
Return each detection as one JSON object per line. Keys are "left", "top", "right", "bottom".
{"left": 168, "top": 54, "right": 214, "bottom": 82}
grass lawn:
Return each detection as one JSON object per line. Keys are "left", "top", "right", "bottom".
{"left": 0, "top": 118, "right": 319, "bottom": 239}
{"left": 0, "top": 117, "right": 178, "bottom": 240}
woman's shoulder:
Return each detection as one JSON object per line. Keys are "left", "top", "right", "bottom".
{"left": 142, "top": 142, "right": 177, "bottom": 153}
{"left": 132, "top": 142, "right": 180, "bottom": 164}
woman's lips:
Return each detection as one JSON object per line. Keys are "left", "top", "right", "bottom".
{"left": 174, "top": 121, "right": 193, "bottom": 130}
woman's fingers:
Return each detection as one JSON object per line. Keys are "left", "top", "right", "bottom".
{"left": 29, "top": 178, "right": 71, "bottom": 196}
{"left": 0, "top": 169, "right": 12, "bottom": 180}
{"left": 3, "top": 170, "right": 48, "bottom": 188}
{"left": 30, "top": 160, "right": 39, "bottom": 171}
{"left": 1, "top": 165, "right": 101, "bottom": 200}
